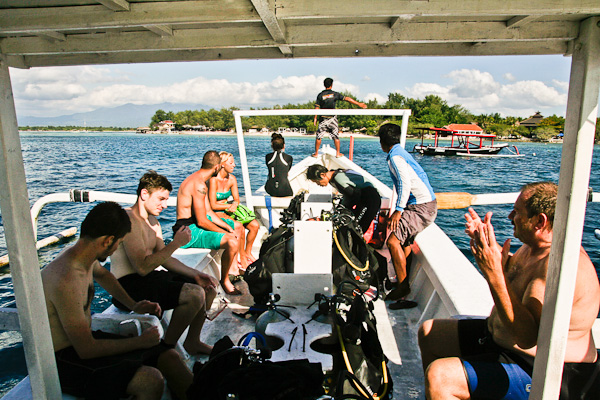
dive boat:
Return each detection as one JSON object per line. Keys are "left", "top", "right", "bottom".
{"left": 413, "top": 127, "right": 517, "bottom": 157}
{"left": 3, "top": 109, "right": 599, "bottom": 399}
{"left": 0, "top": 2, "right": 598, "bottom": 400}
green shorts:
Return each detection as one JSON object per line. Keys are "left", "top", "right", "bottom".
{"left": 181, "top": 216, "right": 235, "bottom": 250}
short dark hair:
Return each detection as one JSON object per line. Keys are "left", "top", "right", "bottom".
{"left": 378, "top": 123, "right": 401, "bottom": 148}
{"left": 201, "top": 150, "right": 220, "bottom": 169}
{"left": 136, "top": 170, "right": 172, "bottom": 196}
{"left": 80, "top": 202, "right": 131, "bottom": 240}
{"left": 324, "top": 77, "right": 333, "bottom": 88}
{"left": 306, "top": 164, "right": 328, "bottom": 181}
{"left": 271, "top": 133, "right": 285, "bottom": 151}
{"left": 521, "top": 182, "right": 558, "bottom": 228}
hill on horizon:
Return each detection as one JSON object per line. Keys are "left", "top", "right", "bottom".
{"left": 17, "top": 102, "right": 210, "bottom": 128}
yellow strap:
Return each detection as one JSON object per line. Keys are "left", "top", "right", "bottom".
{"left": 333, "top": 229, "right": 369, "bottom": 272}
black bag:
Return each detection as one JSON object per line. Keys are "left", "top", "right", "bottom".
{"left": 329, "top": 282, "right": 392, "bottom": 400}
{"left": 244, "top": 224, "right": 294, "bottom": 305}
{"left": 245, "top": 192, "right": 306, "bottom": 305}
{"left": 187, "top": 335, "right": 325, "bottom": 400}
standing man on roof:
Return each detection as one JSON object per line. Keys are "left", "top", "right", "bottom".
{"left": 379, "top": 123, "right": 437, "bottom": 310}
{"left": 418, "top": 182, "right": 600, "bottom": 400}
{"left": 111, "top": 170, "right": 219, "bottom": 356}
{"left": 313, "top": 77, "right": 367, "bottom": 158}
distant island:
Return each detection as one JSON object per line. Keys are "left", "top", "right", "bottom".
{"left": 18, "top": 92, "right": 600, "bottom": 143}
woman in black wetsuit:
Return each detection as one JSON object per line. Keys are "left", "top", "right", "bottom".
{"left": 265, "top": 133, "right": 293, "bottom": 197}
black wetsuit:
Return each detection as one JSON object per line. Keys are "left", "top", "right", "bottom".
{"left": 265, "top": 150, "right": 293, "bottom": 197}
{"left": 330, "top": 169, "right": 381, "bottom": 232}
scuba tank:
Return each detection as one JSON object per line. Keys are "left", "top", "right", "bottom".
{"left": 255, "top": 293, "right": 295, "bottom": 351}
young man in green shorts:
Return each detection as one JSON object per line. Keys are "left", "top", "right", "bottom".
{"left": 175, "top": 150, "right": 245, "bottom": 295}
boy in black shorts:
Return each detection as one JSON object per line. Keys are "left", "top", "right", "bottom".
{"left": 41, "top": 202, "right": 192, "bottom": 399}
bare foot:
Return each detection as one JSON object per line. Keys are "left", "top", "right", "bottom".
{"left": 335, "top": 153, "right": 344, "bottom": 158}
{"left": 183, "top": 341, "right": 213, "bottom": 356}
{"left": 311, "top": 153, "right": 318, "bottom": 158}
{"left": 221, "top": 280, "right": 242, "bottom": 295}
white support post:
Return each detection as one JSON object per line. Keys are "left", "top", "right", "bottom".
{"left": 0, "top": 61, "right": 62, "bottom": 398}
{"left": 400, "top": 110, "right": 411, "bottom": 149}
{"left": 234, "top": 111, "right": 254, "bottom": 210}
{"left": 529, "top": 17, "right": 600, "bottom": 400}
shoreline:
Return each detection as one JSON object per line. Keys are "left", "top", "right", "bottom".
{"left": 20, "top": 129, "right": 378, "bottom": 139}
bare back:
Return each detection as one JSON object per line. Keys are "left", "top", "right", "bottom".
{"left": 177, "top": 170, "right": 207, "bottom": 221}
{"left": 41, "top": 250, "right": 95, "bottom": 352}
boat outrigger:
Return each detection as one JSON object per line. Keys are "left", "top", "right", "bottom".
{"left": 413, "top": 127, "right": 519, "bottom": 157}
{"left": 0, "top": 2, "right": 599, "bottom": 400}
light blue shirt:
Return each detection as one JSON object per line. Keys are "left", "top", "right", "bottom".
{"left": 387, "top": 144, "right": 436, "bottom": 211}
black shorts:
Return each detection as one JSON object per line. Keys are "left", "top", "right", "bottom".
{"left": 113, "top": 270, "right": 195, "bottom": 311}
{"left": 458, "top": 319, "right": 600, "bottom": 400}
{"left": 55, "top": 331, "right": 170, "bottom": 400}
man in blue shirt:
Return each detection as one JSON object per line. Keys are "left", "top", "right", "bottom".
{"left": 313, "top": 77, "right": 366, "bottom": 158}
{"left": 379, "top": 123, "right": 437, "bottom": 309}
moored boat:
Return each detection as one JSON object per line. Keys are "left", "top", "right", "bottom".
{"left": 413, "top": 127, "right": 519, "bottom": 157}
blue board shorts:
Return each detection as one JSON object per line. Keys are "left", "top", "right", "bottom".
{"left": 176, "top": 216, "right": 235, "bottom": 249}
{"left": 458, "top": 318, "right": 533, "bottom": 400}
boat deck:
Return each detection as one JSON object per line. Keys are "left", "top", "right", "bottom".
{"left": 198, "top": 280, "right": 426, "bottom": 400}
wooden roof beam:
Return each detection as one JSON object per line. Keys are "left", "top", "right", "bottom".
{"left": 276, "top": 0, "right": 600, "bottom": 19}
{"left": 0, "top": 1, "right": 258, "bottom": 35}
{"left": 97, "top": 0, "right": 130, "bottom": 12}
{"left": 250, "top": 0, "right": 292, "bottom": 55}
{"left": 3, "top": 40, "right": 569, "bottom": 68}
{"left": 390, "top": 15, "right": 416, "bottom": 29}
{"left": 143, "top": 24, "right": 173, "bottom": 37}
{"left": 0, "top": 21, "right": 577, "bottom": 56}
{"left": 506, "top": 15, "right": 538, "bottom": 28}
{"left": 36, "top": 31, "right": 66, "bottom": 42}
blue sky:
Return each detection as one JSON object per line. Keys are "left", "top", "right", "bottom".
{"left": 9, "top": 54, "right": 586, "bottom": 120}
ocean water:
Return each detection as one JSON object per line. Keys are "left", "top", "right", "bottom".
{"left": 0, "top": 132, "right": 599, "bottom": 395}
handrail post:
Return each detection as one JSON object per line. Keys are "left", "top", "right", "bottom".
{"left": 529, "top": 16, "right": 600, "bottom": 400}
{"left": 0, "top": 60, "right": 61, "bottom": 399}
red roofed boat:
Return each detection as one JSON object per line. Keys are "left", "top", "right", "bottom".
{"left": 413, "top": 126, "right": 515, "bottom": 156}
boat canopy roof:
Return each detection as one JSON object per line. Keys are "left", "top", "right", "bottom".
{"left": 420, "top": 127, "right": 497, "bottom": 139}
{"left": 0, "top": 0, "right": 599, "bottom": 68}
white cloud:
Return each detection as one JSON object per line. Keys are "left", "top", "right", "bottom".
{"left": 362, "top": 76, "right": 371, "bottom": 81}
{"left": 399, "top": 68, "right": 567, "bottom": 117}
{"left": 551, "top": 79, "right": 569, "bottom": 92}
{"left": 364, "top": 92, "right": 387, "bottom": 104}
{"left": 503, "top": 73, "right": 516, "bottom": 82}
{"left": 11, "top": 68, "right": 363, "bottom": 117}
{"left": 445, "top": 69, "right": 499, "bottom": 97}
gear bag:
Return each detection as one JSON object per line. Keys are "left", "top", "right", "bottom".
{"left": 330, "top": 206, "right": 382, "bottom": 298}
{"left": 245, "top": 191, "right": 306, "bottom": 305}
{"left": 187, "top": 334, "right": 325, "bottom": 400}
{"left": 329, "top": 281, "right": 392, "bottom": 400}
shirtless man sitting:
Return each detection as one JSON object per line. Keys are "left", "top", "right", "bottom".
{"left": 41, "top": 201, "right": 192, "bottom": 400}
{"left": 175, "top": 150, "right": 245, "bottom": 295}
{"left": 110, "top": 170, "right": 219, "bottom": 356}
{"left": 418, "top": 182, "right": 600, "bottom": 400}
